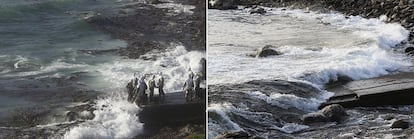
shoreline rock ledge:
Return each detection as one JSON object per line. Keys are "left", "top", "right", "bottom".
{"left": 208, "top": 0, "right": 414, "bottom": 44}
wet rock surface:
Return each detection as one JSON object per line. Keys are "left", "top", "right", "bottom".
{"left": 210, "top": 79, "right": 414, "bottom": 138}
{"left": 391, "top": 119, "right": 410, "bottom": 129}
{"left": 320, "top": 104, "right": 347, "bottom": 122}
{"left": 215, "top": 130, "right": 264, "bottom": 139}
{"left": 255, "top": 45, "right": 281, "bottom": 58}
{"left": 133, "top": 124, "right": 205, "bottom": 139}
{"left": 86, "top": 0, "right": 206, "bottom": 59}
{"left": 209, "top": 80, "right": 322, "bottom": 137}
{"left": 302, "top": 112, "right": 328, "bottom": 124}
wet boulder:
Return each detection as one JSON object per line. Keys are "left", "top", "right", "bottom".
{"left": 66, "top": 111, "right": 78, "bottom": 121}
{"left": 208, "top": 0, "right": 238, "bottom": 10}
{"left": 255, "top": 45, "right": 282, "bottom": 58}
{"left": 391, "top": 119, "right": 410, "bottom": 129}
{"left": 302, "top": 112, "right": 328, "bottom": 124}
{"left": 302, "top": 104, "right": 347, "bottom": 125}
{"left": 250, "top": 8, "right": 266, "bottom": 14}
{"left": 320, "top": 104, "right": 347, "bottom": 122}
{"left": 405, "top": 46, "right": 414, "bottom": 55}
{"left": 215, "top": 131, "right": 263, "bottom": 139}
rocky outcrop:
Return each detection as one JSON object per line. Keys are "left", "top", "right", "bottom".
{"left": 255, "top": 45, "right": 282, "bottom": 58}
{"left": 391, "top": 119, "right": 410, "bottom": 129}
{"left": 250, "top": 7, "right": 266, "bottom": 14}
{"left": 302, "top": 112, "right": 328, "bottom": 124}
{"left": 215, "top": 131, "right": 263, "bottom": 139}
{"left": 87, "top": 0, "right": 206, "bottom": 59}
{"left": 405, "top": 46, "right": 414, "bottom": 55}
{"left": 302, "top": 104, "right": 347, "bottom": 124}
{"left": 320, "top": 104, "right": 347, "bottom": 122}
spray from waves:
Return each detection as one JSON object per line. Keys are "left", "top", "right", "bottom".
{"left": 63, "top": 46, "right": 205, "bottom": 139}
{"left": 208, "top": 102, "right": 311, "bottom": 138}
{"left": 208, "top": 8, "right": 413, "bottom": 138}
{"left": 289, "top": 45, "right": 411, "bottom": 87}
{"left": 215, "top": 7, "right": 412, "bottom": 87}
{"left": 247, "top": 91, "right": 327, "bottom": 112}
{"left": 207, "top": 103, "right": 243, "bottom": 138}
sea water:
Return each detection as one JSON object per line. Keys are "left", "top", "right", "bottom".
{"left": 0, "top": 0, "right": 204, "bottom": 138}
{"left": 208, "top": 7, "right": 413, "bottom": 138}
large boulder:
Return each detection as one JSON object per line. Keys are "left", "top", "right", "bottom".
{"left": 256, "top": 45, "right": 282, "bottom": 58}
{"left": 302, "top": 104, "right": 347, "bottom": 125}
{"left": 302, "top": 112, "right": 328, "bottom": 124}
{"left": 250, "top": 8, "right": 266, "bottom": 14}
{"left": 391, "top": 119, "right": 410, "bottom": 129}
{"left": 208, "top": 0, "right": 238, "bottom": 10}
{"left": 320, "top": 104, "right": 347, "bottom": 122}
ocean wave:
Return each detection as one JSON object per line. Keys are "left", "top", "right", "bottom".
{"left": 63, "top": 45, "right": 205, "bottom": 138}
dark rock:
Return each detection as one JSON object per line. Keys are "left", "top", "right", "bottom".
{"left": 391, "top": 119, "right": 410, "bottom": 129}
{"left": 302, "top": 112, "right": 328, "bottom": 124}
{"left": 66, "top": 111, "right": 78, "bottom": 121}
{"left": 405, "top": 46, "right": 414, "bottom": 55}
{"left": 215, "top": 131, "right": 263, "bottom": 139}
{"left": 256, "top": 45, "right": 282, "bottom": 58}
{"left": 320, "top": 104, "right": 347, "bottom": 122}
{"left": 209, "top": 0, "right": 238, "bottom": 10}
{"left": 250, "top": 8, "right": 266, "bottom": 14}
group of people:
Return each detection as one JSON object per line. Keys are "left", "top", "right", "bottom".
{"left": 126, "top": 59, "right": 206, "bottom": 106}
{"left": 126, "top": 72, "right": 165, "bottom": 106}
{"left": 183, "top": 69, "right": 203, "bottom": 102}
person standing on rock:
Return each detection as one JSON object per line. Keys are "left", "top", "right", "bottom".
{"left": 135, "top": 75, "right": 148, "bottom": 106}
{"left": 183, "top": 72, "right": 194, "bottom": 102}
{"left": 157, "top": 72, "right": 165, "bottom": 98}
{"left": 147, "top": 75, "right": 156, "bottom": 102}
{"left": 131, "top": 76, "right": 139, "bottom": 102}
{"left": 126, "top": 79, "right": 135, "bottom": 102}
{"left": 193, "top": 73, "right": 201, "bottom": 100}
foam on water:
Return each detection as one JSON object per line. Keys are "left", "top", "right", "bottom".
{"left": 208, "top": 7, "right": 413, "bottom": 138}
{"left": 153, "top": 0, "right": 195, "bottom": 15}
{"left": 64, "top": 46, "right": 205, "bottom": 138}
{"left": 248, "top": 91, "right": 327, "bottom": 112}
{"left": 209, "top": 8, "right": 411, "bottom": 86}
{"left": 207, "top": 103, "right": 243, "bottom": 138}
{"left": 64, "top": 96, "right": 143, "bottom": 139}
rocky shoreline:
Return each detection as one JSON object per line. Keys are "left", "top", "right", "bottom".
{"left": 209, "top": 80, "right": 414, "bottom": 139}
{"left": 86, "top": 0, "right": 205, "bottom": 59}
{"left": 209, "top": 0, "right": 414, "bottom": 43}
{"left": 84, "top": 0, "right": 206, "bottom": 138}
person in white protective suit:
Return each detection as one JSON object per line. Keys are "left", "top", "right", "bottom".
{"left": 157, "top": 72, "right": 165, "bottom": 98}
{"left": 183, "top": 72, "right": 194, "bottom": 102}
{"left": 193, "top": 73, "right": 201, "bottom": 100}
{"left": 135, "top": 75, "right": 148, "bottom": 105}
{"left": 147, "top": 75, "right": 156, "bottom": 102}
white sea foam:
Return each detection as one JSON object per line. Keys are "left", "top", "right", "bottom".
{"left": 208, "top": 8, "right": 413, "bottom": 138}
{"left": 153, "top": 0, "right": 195, "bottom": 15}
{"left": 64, "top": 45, "right": 205, "bottom": 138}
{"left": 208, "top": 8, "right": 411, "bottom": 86}
{"left": 63, "top": 97, "right": 143, "bottom": 139}
{"left": 248, "top": 91, "right": 329, "bottom": 111}
{"left": 207, "top": 103, "right": 242, "bottom": 139}
{"left": 276, "top": 123, "right": 309, "bottom": 134}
